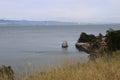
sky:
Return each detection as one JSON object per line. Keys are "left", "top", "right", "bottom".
{"left": 0, "top": 0, "right": 120, "bottom": 23}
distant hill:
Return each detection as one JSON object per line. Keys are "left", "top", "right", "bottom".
{"left": 0, "top": 20, "right": 78, "bottom": 25}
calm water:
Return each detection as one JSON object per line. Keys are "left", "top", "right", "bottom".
{"left": 0, "top": 24, "right": 120, "bottom": 71}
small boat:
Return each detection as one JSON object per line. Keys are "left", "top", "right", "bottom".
{"left": 62, "top": 41, "right": 68, "bottom": 48}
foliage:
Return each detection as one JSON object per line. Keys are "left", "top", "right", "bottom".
{"left": 107, "top": 30, "right": 120, "bottom": 51}
{"left": 0, "top": 65, "right": 14, "bottom": 80}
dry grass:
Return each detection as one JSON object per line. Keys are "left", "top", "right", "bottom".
{"left": 20, "top": 51, "right": 120, "bottom": 80}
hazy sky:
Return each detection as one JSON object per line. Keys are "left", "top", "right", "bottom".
{"left": 0, "top": 0, "right": 120, "bottom": 23}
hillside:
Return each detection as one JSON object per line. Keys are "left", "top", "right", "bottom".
{"left": 0, "top": 20, "right": 78, "bottom": 25}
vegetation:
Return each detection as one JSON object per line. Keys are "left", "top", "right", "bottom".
{"left": 0, "top": 65, "right": 14, "bottom": 80}
{"left": 0, "top": 29, "right": 120, "bottom": 80}
{"left": 18, "top": 30, "right": 120, "bottom": 80}
{"left": 20, "top": 51, "right": 120, "bottom": 80}
{"left": 107, "top": 30, "right": 120, "bottom": 51}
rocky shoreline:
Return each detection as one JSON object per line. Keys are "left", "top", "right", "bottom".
{"left": 75, "top": 29, "right": 120, "bottom": 56}
{"left": 75, "top": 32, "right": 107, "bottom": 54}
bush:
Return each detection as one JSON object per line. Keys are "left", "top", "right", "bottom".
{"left": 107, "top": 30, "right": 120, "bottom": 51}
{"left": 0, "top": 65, "right": 14, "bottom": 80}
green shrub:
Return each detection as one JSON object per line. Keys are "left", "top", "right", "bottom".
{"left": 107, "top": 30, "right": 120, "bottom": 51}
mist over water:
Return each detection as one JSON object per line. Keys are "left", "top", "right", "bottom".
{"left": 0, "top": 24, "right": 120, "bottom": 71}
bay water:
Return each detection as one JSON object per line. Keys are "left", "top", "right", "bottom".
{"left": 0, "top": 24, "right": 120, "bottom": 73}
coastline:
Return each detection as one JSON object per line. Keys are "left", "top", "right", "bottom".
{"left": 0, "top": 27, "right": 120, "bottom": 80}
{"left": 21, "top": 51, "right": 120, "bottom": 80}
{"left": 22, "top": 29, "right": 120, "bottom": 80}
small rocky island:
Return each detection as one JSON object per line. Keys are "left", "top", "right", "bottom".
{"left": 62, "top": 41, "right": 68, "bottom": 48}
{"left": 75, "top": 29, "right": 120, "bottom": 56}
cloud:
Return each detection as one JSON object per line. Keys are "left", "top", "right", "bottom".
{"left": 0, "top": 0, "right": 120, "bottom": 23}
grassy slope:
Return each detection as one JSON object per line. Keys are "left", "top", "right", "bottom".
{"left": 21, "top": 51, "right": 120, "bottom": 80}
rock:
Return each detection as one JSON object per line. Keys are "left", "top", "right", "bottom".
{"left": 76, "top": 29, "right": 120, "bottom": 59}
{"left": 78, "top": 32, "right": 97, "bottom": 43}
{"left": 75, "top": 32, "right": 107, "bottom": 54}
{"left": 62, "top": 41, "right": 68, "bottom": 48}
{"left": 75, "top": 42, "right": 91, "bottom": 53}
{"left": 76, "top": 32, "right": 98, "bottom": 53}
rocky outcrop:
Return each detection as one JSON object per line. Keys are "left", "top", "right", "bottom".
{"left": 77, "top": 32, "right": 97, "bottom": 43}
{"left": 76, "top": 29, "right": 120, "bottom": 61}
{"left": 75, "top": 32, "right": 107, "bottom": 54}
{"left": 76, "top": 43, "right": 91, "bottom": 53}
